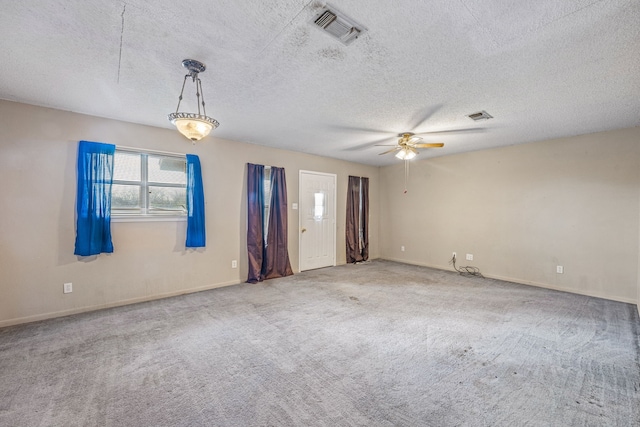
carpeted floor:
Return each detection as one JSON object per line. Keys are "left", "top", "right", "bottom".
{"left": 1, "top": 260, "right": 639, "bottom": 426}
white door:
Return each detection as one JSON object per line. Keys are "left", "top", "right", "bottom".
{"left": 299, "top": 170, "right": 336, "bottom": 271}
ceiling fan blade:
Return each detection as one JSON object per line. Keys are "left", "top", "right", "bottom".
{"left": 343, "top": 136, "right": 396, "bottom": 151}
{"left": 413, "top": 143, "right": 444, "bottom": 148}
{"left": 329, "top": 125, "right": 396, "bottom": 134}
{"left": 413, "top": 127, "right": 486, "bottom": 135}
{"left": 378, "top": 147, "right": 401, "bottom": 155}
{"left": 408, "top": 104, "right": 442, "bottom": 131}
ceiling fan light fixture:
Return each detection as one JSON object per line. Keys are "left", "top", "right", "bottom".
{"left": 376, "top": 131, "right": 444, "bottom": 158}
{"left": 395, "top": 147, "right": 417, "bottom": 160}
{"left": 168, "top": 59, "right": 220, "bottom": 143}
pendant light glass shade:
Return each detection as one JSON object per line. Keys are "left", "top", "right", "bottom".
{"left": 168, "top": 112, "right": 218, "bottom": 142}
{"left": 168, "top": 59, "right": 219, "bottom": 143}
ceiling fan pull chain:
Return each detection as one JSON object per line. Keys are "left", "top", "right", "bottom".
{"left": 404, "top": 159, "right": 409, "bottom": 194}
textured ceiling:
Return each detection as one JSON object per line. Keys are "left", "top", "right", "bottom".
{"left": 0, "top": 0, "right": 638, "bottom": 166}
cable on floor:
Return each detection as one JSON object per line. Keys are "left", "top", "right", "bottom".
{"left": 449, "top": 254, "right": 484, "bottom": 278}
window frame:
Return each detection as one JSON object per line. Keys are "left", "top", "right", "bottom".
{"left": 111, "top": 147, "right": 188, "bottom": 222}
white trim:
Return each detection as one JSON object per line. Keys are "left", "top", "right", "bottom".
{"left": 111, "top": 215, "right": 187, "bottom": 223}
{"left": 116, "top": 145, "right": 186, "bottom": 158}
{"left": 0, "top": 279, "right": 240, "bottom": 328}
{"left": 383, "top": 257, "right": 638, "bottom": 305}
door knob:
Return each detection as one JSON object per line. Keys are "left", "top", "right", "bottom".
{"left": 301, "top": 228, "right": 307, "bottom": 233}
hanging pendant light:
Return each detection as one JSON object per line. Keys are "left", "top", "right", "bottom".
{"left": 168, "top": 59, "right": 219, "bottom": 143}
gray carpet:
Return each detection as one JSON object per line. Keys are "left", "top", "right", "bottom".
{"left": 1, "top": 260, "right": 638, "bottom": 426}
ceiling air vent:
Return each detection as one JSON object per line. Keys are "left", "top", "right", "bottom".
{"left": 311, "top": 5, "right": 367, "bottom": 46}
{"left": 467, "top": 110, "right": 493, "bottom": 121}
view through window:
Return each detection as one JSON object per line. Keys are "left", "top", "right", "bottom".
{"left": 111, "top": 149, "right": 187, "bottom": 218}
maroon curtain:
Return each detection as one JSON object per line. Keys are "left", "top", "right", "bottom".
{"left": 246, "top": 163, "right": 265, "bottom": 283}
{"left": 346, "top": 176, "right": 369, "bottom": 263}
{"left": 264, "top": 167, "right": 293, "bottom": 279}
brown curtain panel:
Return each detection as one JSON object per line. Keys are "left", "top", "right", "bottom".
{"left": 264, "top": 167, "right": 293, "bottom": 279}
{"left": 246, "top": 163, "right": 265, "bottom": 283}
{"left": 360, "top": 176, "right": 369, "bottom": 261}
{"left": 346, "top": 176, "right": 369, "bottom": 263}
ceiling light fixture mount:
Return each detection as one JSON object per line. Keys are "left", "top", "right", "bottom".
{"left": 168, "top": 59, "right": 219, "bottom": 143}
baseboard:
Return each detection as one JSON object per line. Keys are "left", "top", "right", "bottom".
{"left": 0, "top": 279, "right": 240, "bottom": 328}
{"left": 3, "top": 262, "right": 635, "bottom": 328}
{"left": 382, "top": 257, "right": 638, "bottom": 305}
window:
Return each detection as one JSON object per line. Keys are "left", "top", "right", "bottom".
{"left": 314, "top": 192, "right": 325, "bottom": 220}
{"left": 111, "top": 148, "right": 187, "bottom": 218}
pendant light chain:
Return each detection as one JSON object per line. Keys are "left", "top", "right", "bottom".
{"left": 174, "top": 75, "right": 189, "bottom": 114}
{"left": 197, "top": 77, "right": 207, "bottom": 117}
{"left": 195, "top": 76, "right": 202, "bottom": 116}
{"left": 173, "top": 72, "right": 208, "bottom": 117}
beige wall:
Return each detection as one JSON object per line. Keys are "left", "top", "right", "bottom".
{"left": 0, "top": 100, "right": 379, "bottom": 327}
{"left": 380, "top": 127, "right": 640, "bottom": 304}
{"left": 1, "top": 98, "right": 637, "bottom": 326}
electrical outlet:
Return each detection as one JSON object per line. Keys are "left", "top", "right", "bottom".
{"left": 556, "top": 265, "right": 564, "bottom": 274}
{"left": 231, "top": 260, "right": 238, "bottom": 268}
{"left": 401, "top": 246, "right": 405, "bottom": 252}
{"left": 466, "top": 254, "right": 473, "bottom": 261}
{"left": 63, "top": 282, "right": 72, "bottom": 294}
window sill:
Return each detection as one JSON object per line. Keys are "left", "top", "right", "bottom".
{"left": 112, "top": 215, "right": 187, "bottom": 223}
